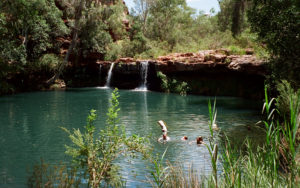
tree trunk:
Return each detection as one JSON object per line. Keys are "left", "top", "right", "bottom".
{"left": 46, "top": 0, "right": 84, "bottom": 85}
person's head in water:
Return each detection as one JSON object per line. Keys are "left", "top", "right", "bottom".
{"left": 163, "top": 134, "right": 167, "bottom": 140}
{"left": 196, "top": 136, "right": 203, "bottom": 144}
{"left": 181, "top": 136, "right": 188, "bottom": 141}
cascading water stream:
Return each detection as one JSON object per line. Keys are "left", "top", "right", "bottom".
{"left": 105, "top": 63, "right": 115, "bottom": 87}
{"left": 135, "top": 61, "right": 149, "bottom": 91}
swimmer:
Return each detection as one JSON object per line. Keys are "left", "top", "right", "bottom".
{"left": 158, "top": 132, "right": 170, "bottom": 142}
{"left": 188, "top": 136, "right": 205, "bottom": 145}
{"left": 157, "top": 120, "right": 170, "bottom": 143}
{"left": 181, "top": 136, "right": 188, "bottom": 141}
{"left": 196, "top": 136, "right": 205, "bottom": 145}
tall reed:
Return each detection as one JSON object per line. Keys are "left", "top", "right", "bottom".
{"left": 153, "top": 85, "right": 299, "bottom": 188}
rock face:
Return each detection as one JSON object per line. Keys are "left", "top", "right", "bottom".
{"left": 64, "top": 50, "right": 267, "bottom": 99}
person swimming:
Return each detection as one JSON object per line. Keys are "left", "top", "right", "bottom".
{"left": 181, "top": 136, "right": 188, "bottom": 141}
{"left": 157, "top": 132, "right": 170, "bottom": 142}
{"left": 158, "top": 120, "right": 168, "bottom": 133}
{"left": 187, "top": 136, "right": 205, "bottom": 145}
{"left": 196, "top": 136, "right": 205, "bottom": 145}
{"left": 157, "top": 120, "right": 170, "bottom": 142}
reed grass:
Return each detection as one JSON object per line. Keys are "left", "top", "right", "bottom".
{"left": 154, "top": 85, "right": 299, "bottom": 188}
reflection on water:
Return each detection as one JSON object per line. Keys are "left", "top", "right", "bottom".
{"left": 0, "top": 89, "right": 264, "bottom": 187}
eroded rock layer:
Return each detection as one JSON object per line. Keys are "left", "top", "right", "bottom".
{"left": 64, "top": 50, "right": 266, "bottom": 99}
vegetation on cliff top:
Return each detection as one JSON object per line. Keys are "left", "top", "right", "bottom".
{"left": 0, "top": 0, "right": 299, "bottom": 90}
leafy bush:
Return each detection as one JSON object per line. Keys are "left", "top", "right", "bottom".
{"left": 80, "top": 20, "right": 112, "bottom": 58}
{"left": 62, "top": 89, "right": 149, "bottom": 187}
{"left": 157, "top": 71, "right": 190, "bottom": 96}
{"left": 276, "top": 80, "right": 300, "bottom": 121}
{"left": 28, "top": 54, "right": 62, "bottom": 73}
{"left": 227, "top": 45, "right": 246, "bottom": 55}
{"left": 105, "top": 42, "right": 123, "bottom": 61}
{"left": 27, "top": 159, "right": 81, "bottom": 188}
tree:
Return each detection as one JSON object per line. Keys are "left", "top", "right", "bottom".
{"left": 217, "top": 0, "right": 249, "bottom": 36}
{"left": 133, "top": 0, "right": 155, "bottom": 33}
{"left": 0, "top": 0, "right": 68, "bottom": 63}
{"left": 248, "top": 0, "right": 300, "bottom": 85}
{"left": 145, "top": 0, "right": 196, "bottom": 49}
{"left": 48, "top": 0, "right": 128, "bottom": 83}
{"left": 47, "top": 0, "right": 85, "bottom": 84}
{"left": 0, "top": 0, "right": 69, "bottom": 93}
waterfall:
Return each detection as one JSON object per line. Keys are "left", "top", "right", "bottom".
{"left": 105, "top": 63, "right": 115, "bottom": 87}
{"left": 135, "top": 61, "right": 149, "bottom": 91}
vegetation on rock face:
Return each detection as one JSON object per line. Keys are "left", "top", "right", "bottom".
{"left": 0, "top": 0, "right": 69, "bottom": 94}
{"left": 157, "top": 71, "right": 190, "bottom": 96}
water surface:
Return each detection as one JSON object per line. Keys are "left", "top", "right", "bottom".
{"left": 0, "top": 88, "right": 264, "bottom": 187}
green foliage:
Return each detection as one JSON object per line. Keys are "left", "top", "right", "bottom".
{"left": 217, "top": 0, "right": 249, "bottom": 37}
{"left": 276, "top": 80, "right": 300, "bottom": 120}
{"left": 106, "top": 2, "right": 128, "bottom": 41}
{"left": 105, "top": 42, "right": 123, "bottom": 61}
{"left": 162, "top": 163, "right": 205, "bottom": 188}
{"left": 27, "top": 54, "right": 62, "bottom": 73}
{"left": 157, "top": 71, "right": 189, "bottom": 96}
{"left": 79, "top": 18, "right": 112, "bottom": 58}
{"left": 149, "top": 148, "right": 169, "bottom": 188}
{"left": 62, "top": 88, "right": 149, "bottom": 187}
{"left": 0, "top": 0, "right": 69, "bottom": 93}
{"left": 152, "top": 86, "right": 299, "bottom": 187}
{"left": 248, "top": 0, "right": 299, "bottom": 58}
{"left": 207, "top": 99, "right": 219, "bottom": 186}
{"left": 121, "top": 18, "right": 150, "bottom": 58}
{"left": 130, "top": 0, "right": 257, "bottom": 59}
{"left": 227, "top": 45, "right": 246, "bottom": 55}
{"left": 27, "top": 159, "right": 81, "bottom": 188}
{"left": 248, "top": 0, "right": 300, "bottom": 84}
{"left": 0, "top": 0, "right": 68, "bottom": 62}
{"left": 0, "top": 59, "right": 16, "bottom": 94}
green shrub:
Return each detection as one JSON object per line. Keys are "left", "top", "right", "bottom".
{"left": 157, "top": 71, "right": 190, "bottom": 96}
{"left": 227, "top": 45, "right": 246, "bottom": 55}
{"left": 276, "top": 80, "right": 300, "bottom": 119}
{"left": 27, "top": 159, "right": 81, "bottom": 188}
{"left": 62, "top": 89, "right": 149, "bottom": 187}
{"left": 0, "top": 60, "right": 16, "bottom": 94}
{"left": 39, "top": 54, "right": 62, "bottom": 72}
{"left": 105, "top": 42, "right": 123, "bottom": 61}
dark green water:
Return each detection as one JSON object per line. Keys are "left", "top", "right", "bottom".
{"left": 0, "top": 88, "right": 264, "bottom": 187}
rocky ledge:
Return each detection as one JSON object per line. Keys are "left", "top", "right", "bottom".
{"left": 97, "top": 49, "right": 266, "bottom": 76}
{"left": 64, "top": 50, "right": 266, "bottom": 99}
